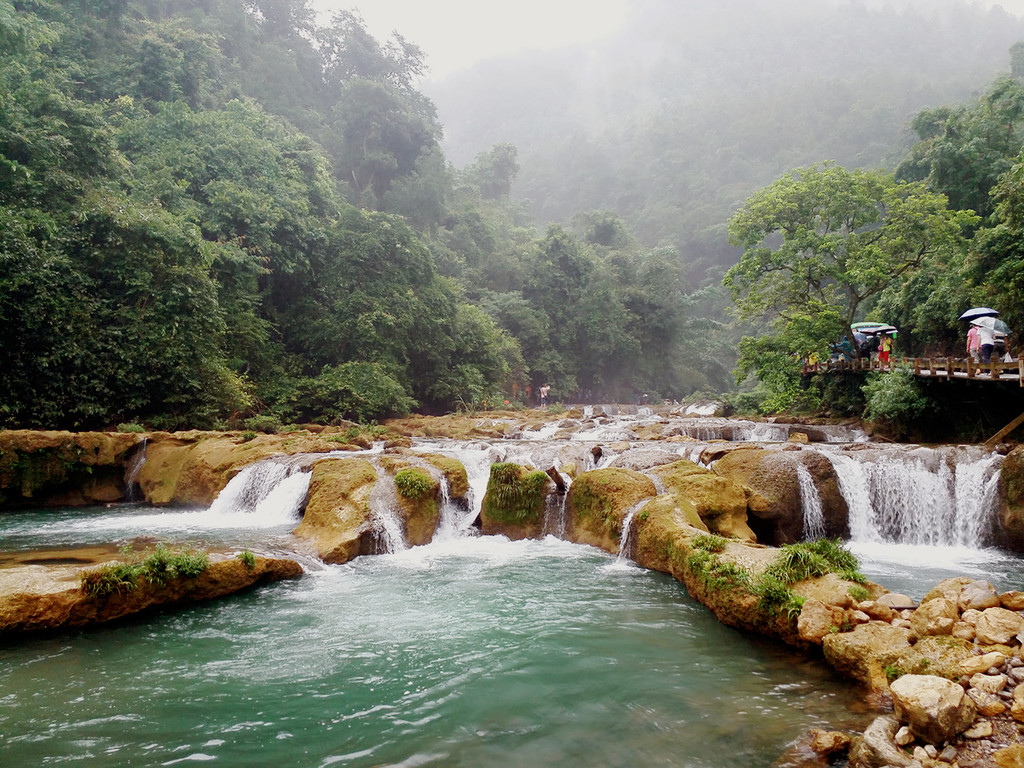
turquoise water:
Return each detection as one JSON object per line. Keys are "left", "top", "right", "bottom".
{"left": 1, "top": 533, "right": 862, "bottom": 768}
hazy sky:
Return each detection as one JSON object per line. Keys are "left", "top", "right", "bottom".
{"left": 311, "top": 0, "right": 1024, "bottom": 78}
{"left": 311, "top": 0, "right": 631, "bottom": 77}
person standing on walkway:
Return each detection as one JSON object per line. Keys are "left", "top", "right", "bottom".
{"left": 967, "top": 325, "right": 981, "bottom": 362}
{"left": 539, "top": 384, "right": 550, "bottom": 407}
{"left": 975, "top": 321, "right": 997, "bottom": 363}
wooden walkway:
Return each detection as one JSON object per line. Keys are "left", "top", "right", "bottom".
{"left": 803, "top": 357, "right": 1024, "bottom": 385}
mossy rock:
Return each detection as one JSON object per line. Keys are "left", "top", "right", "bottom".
{"left": 999, "top": 446, "right": 1024, "bottom": 550}
{"left": 419, "top": 454, "right": 470, "bottom": 501}
{"left": 653, "top": 460, "right": 755, "bottom": 542}
{"left": 567, "top": 467, "right": 657, "bottom": 553}
{"left": 0, "top": 431, "right": 141, "bottom": 507}
{"left": 292, "top": 458, "right": 377, "bottom": 563}
{"left": 480, "top": 462, "right": 552, "bottom": 540}
{"left": 892, "top": 635, "right": 975, "bottom": 681}
{"left": 392, "top": 466, "right": 440, "bottom": 546}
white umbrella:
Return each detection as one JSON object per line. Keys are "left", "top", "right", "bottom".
{"left": 970, "top": 316, "right": 1010, "bottom": 333}
{"left": 959, "top": 307, "right": 1000, "bottom": 321}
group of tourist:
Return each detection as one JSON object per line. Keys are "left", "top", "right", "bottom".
{"left": 966, "top": 322, "right": 1010, "bottom": 364}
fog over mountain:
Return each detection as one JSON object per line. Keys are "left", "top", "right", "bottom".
{"left": 425, "top": 0, "right": 1024, "bottom": 278}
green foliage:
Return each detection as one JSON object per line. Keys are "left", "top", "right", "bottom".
{"left": 685, "top": 550, "right": 751, "bottom": 592}
{"left": 394, "top": 467, "right": 434, "bottom": 500}
{"left": 236, "top": 550, "right": 256, "bottom": 569}
{"left": 240, "top": 431, "right": 257, "bottom": 442}
{"left": 244, "top": 415, "right": 282, "bottom": 434}
{"left": 884, "top": 664, "right": 907, "bottom": 683}
{"left": 116, "top": 423, "right": 146, "bottom": 433}
{"left": 483, "top": 462, "right": 549, "bottom": 524}
{"left": 80, "top": 543, "right": 210, "bottom": 598}
{"left": 692, "top": 533, "right": 728, "bottom": 553}
{"left": 862, "top": 366, "right": 931, "bottom": 438}
{"left": 848, "top": 584, "right": 871, "bottom": 602}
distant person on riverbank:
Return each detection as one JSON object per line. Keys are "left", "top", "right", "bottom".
{"left": 968, "top": 325, "right": 980, "bottom": 362}
{"left": 878, "top": 333, "right": 893, "bottom": 367}
{"left": 539, "top": 384, "right": 550, "bottom": 407}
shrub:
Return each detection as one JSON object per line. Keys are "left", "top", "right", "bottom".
{"left": 394, "top": 467, "right": 434, "bottom": 500}
{"left": 79, "top": 543, "right": 210, "bottom": 598}
{"left": 237, "top": 550, "right": 257, "bottom": 569}
{"left": 116, "top": 423, "right": 146, "bottom": 433}
{"left": 244, "top": 414, "right": 282, "bottom": 434}
{"left": 483, "top": 463, "right": 550, "bottom": 524}
{"left": 862, "top": 366, "right": 930, "bottom": 438}
{"left": 692, "top": 533, "right": 728, "bottom": 553}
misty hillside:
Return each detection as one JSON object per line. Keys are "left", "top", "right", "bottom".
{"left": 427, "top": 0, "right": 1024, "bottom": 279}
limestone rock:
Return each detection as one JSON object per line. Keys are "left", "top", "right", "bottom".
{"left": 964, "top": 720, "right": 994, "bottom": 739}
{"left": 975, "top": 607, "right": 1024, "bottom": 645}
{"left": 921, "top": 577, "right": 974, "bottom": 606}
{"left": 911, "top": 597, "right": 960, "bottom": 637}
{"left": 809, "top": 729, "right": 851, "bottom": 756}
{"left": 823, "top": 623, "right": 913, "bottom": 691}
{"left": 0, "top": 554, "right": 303, "bottom": 636}
{"left": 952, "top": 621, "right": 977, "bottom": 641}
{"left": 889, "top": 674, "right": 978, "bottom": 745}
{"left": 894, "top": 636, "right": 975, "bottom": 681}
{"left": 960, "top": 580, "right": 1001, "bottom": 611}
{"left": 849, "top": 714, "right": 923, "bottom": 768}
{"left": 969, "top": 672, "right": 1008, "bottom": 693}
{"left": 878, "top": 592, "right": 916, "bottom": 609}
{"left": 962, "top": 608, "right": 984, "bottom": 626}
{"left": 858, "top": 600, "right": 896, "bottom": 623}
{"left": 292, "top": 457, "right": 377, "bottom": 563}
{"left": 960, "top": 652, "right": 1008, "bottom": 677}
{"left": 995, "top": 744, "right": 1024, "bottom": 768}
{"left": 651, "top": 461, "right": 754, "bottom": 541}
{"left": 895, "top": 726, "right": 914, "bottom": 746}
{"left": 967, "top": 687, "right": 1007, "bottom": 716}
{"left": 798, "top": 598, "right": 846, "bottom": 644}
{"left": 566, "top": 467, "right": 656, "bottom": 552}
{"left": 1002, "top": 591, "right": 1024, "bottom": 611}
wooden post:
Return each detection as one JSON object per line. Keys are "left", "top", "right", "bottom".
{"left": 946, "top": 358, "right": 953, "bottom": 380}
{"left": 967, "top": 358, "right": 975, "bottom": 379}
{"left": 929, "top": 358, "right": 937, "bottom": 376}
{"left": 914, "top": 358, "right": 921, "bottom": 375}
{"left": 985, "top": 410, "right": 1024, "bottom": 450}
{"left": 1019, "top": 358, "right": 1024, "bottom": 387}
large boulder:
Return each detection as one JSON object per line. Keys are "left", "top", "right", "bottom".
{"left": 567, "top": 467, "right": 657, "bottom": 552}
{"left": 910, "top": 597, "right": 959, "bottom": 638}
{"left": 889, "top": 674, "right": 977, "bottom": 745}
{"left": 822, "top": 623, "right": 914, "bottom": 691}
{"left": 999, "top": 445, "right": 1024, "bottom": 551}
{"left": 480, "top": 462, "right": 554, "bottom": 540}
{"left": 652, "top": 460, "right": 755, "bottom": 541}
{"left": 975, "top": 607, "right": 1024, "bottom": 645}
{"left": 849, "top": 714, "right": 922, "bottom": 768}
{"left": 0, "top": 553, "right": 303, "bottom": 636}
{"left": 291, "top": 458, "right": 377, "bottom": 563}
{"left": 0, "top": 430, "right": 143, "bottom": 507}
{"left": 712, "top": 448, "right": 848, "bottom": 544}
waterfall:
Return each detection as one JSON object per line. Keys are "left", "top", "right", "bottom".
{"left": 616, "top": 499, "right": 651, "bottom": 563}
{"left": 367, "top": 463, "right": 407, "bottom": 554}
{"left": 207, "top": 460, "right": 311, "bottom": 527}
{"left": 542, "top": 472, "right": 572, "bottom": 538}
{"left": 124, "top": 439, "right": 148, "bottom": 502}
{"left": 825, "top": 448, "right": 1003, "bottom": 547}
{"left": 796, "top": 463, "right": 825, "bottom": 540}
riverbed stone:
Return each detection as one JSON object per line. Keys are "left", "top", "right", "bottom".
{"left": 976, "top": 608, "right": 1024, "bottom": 645}
{"left": 809, "top": 729, "right": 851, "bottom": 756}
{"left": 798, "top": 598, "right": 846, "bottom": 644}
{"left": 961, "top": 581, "right": 1002, "bottom": 611}
{"left": 922, "top": 578, "right": 975, "bottom": 606}
{"left": 995, "top": 744, "right": 1024, "bottom": 768}
{"left": 890, "top": 674, "right": 978, "bottom": 745}
{"left": 857, "top": 600, "right": 896, "bottom": 623}
{"left": 823, "top": 623, "right": 914, "bottom": 691}
{"left": 1002, "top": 592, "right": 1024, "bottom": 611}
{"left": 849, "top": 714, "right": 924, "bottom": 768}
{"left": 970, "top": 673, "right": 1009, "bottom": 693}
{"left": 961, "top": 652, "right": 1009, "bottom": 677}
{"left": 912, "top": 597, "right": 961, "bottom": 637}
{"left": 879, "top": 592, "right": 916, "bottom": 609}
{"left": 967, "top": 687, "right": 1007, "bottom": 716}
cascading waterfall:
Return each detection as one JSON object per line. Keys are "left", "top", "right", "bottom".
{"left": 616, "top": 498, "right": 651, "bottom": 564}
{"left": 825, "top": 448, "right": 1003, "bottom": 547}
{"left": 366, "top": 461, "right": 408, "bottom": 553}
{"left": 796, "top": 462, "right": 826, "bottom": 541}
{"left": 123, "top": 439, "right": 148, "bottom": 502}
{"left": 542, "top": 474, "right": 571, "bottom": 538}
{"left": 209, "top": 460, "right": 310, "bottom": 523}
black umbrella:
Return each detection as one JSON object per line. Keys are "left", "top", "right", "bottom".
{"left": 958, "top": 307, "right": 1000, "bottom": 321}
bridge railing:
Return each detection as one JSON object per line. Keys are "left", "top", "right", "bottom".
{"left": 802, "top": 356, "right": 1024, "bottom": 384}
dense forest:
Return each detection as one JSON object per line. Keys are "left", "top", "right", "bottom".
{"left": 4, "top": 0, "right": 1024, "bottom": 431}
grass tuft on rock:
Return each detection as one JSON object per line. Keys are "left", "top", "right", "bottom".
{"left": 80, "top": 543, "right": 210, "bottom": 598}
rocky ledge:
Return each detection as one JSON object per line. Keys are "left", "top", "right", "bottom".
{"left": 0, "top": 548, "right": 303, "bottom": 636}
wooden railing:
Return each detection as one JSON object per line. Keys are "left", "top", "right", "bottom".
{"left": 802, "top": 356, "right": 1024, "bottom": 385}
